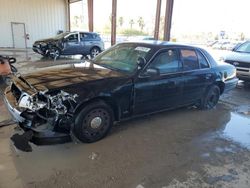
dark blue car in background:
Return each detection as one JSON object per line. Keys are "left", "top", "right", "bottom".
{"left": 33, "top": 31, "right": 105, "bottom": 59}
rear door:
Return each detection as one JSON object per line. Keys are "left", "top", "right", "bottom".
{"left": 80, "top": 33, "right": 95, "bottom": 54}
{"left": 133, "top": 48, "right": 183, "bottom": 114}
{"left": 63, "top": 33, "right": 80, "bottom": 55}
{"left": 180, "top": 48, "right": 213, "bottom": 105}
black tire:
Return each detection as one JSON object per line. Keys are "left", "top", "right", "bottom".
{"left": 198, "top": 85, "right": 220, "bottom": 110}
{"left": 90, "top": 47, "right": 101, "bottom": 58}
{"left": 73, "top": 101, "right": 114, "bottom": 143}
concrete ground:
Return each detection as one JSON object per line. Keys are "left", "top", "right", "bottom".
{"left": 0, "top": 49, "right": 250, "bottom": 188}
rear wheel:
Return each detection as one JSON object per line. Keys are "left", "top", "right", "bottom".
{"left": 198, "top": 85, "right": 220, "bottom": 110}
{"left": 73, "top": 101, "right": 114, "bottom": 143}
{"left": 90, "top": 47, "right": 101, "bottom": 58}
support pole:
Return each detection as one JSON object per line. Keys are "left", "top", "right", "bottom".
{"left": 163, "top": 0, "right": 174, "bottom": 41}
{"left": 67, "top": 0, "right": 71, "bottom": 31}
{"left": 111, "top": 0, "right": 117, "bottom": 45}
{"left": 87, "top": 0, "right": 94, "bottom": 32}
{"left": 154, "top": 0, "right": 161, "bottom": 40}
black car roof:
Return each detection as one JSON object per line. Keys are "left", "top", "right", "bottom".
{"left": 121, "top": 40, "right": 201, "bottom": 49}
{"left": 118, "top": 40, "right": 218, "bottom": 67}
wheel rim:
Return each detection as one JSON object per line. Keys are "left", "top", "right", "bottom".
{"left": 50, "top": 49, "right": 60, "bottom": 58}
{"left": 91, "top": 48, "right": 100, "bottom": 57}
{"left": 206, "top": 89, "right": 219, "bottom": 108}
{"left": 82, "top": 108, "right": 110, "bottom": 138}
{"left": 90, "top": 117, "right": 102, "bottom": 129}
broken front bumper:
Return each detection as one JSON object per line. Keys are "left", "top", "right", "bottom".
{"left": 4, "top": 86, "right": 72, "bottom": 145}
{"left": 4, "top": 86, "right": 25, "bottom": 123}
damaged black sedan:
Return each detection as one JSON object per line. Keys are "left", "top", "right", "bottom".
{"left": 4, "top": 41, "right": 238, "bottom": 144}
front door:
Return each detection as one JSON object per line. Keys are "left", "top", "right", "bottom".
{"left": 133, "top": 48, "right": 183, "bottom": 115}
{"left": 63, "top": 33, "right": 80, "bottom": 55}
{"left": 11, "top": 22, "right": 27, "bottom": 49}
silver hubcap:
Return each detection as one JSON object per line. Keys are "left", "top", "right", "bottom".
{"left": 91, "top": 49, "right": 99, "bottom": 57}
{"left": 90, "top": 117, "right": 102, "bottom": 129}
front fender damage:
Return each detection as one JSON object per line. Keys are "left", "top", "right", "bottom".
{"left": 14, "top": 89, "right": 79, "bottom": 146}
{"left": 19, "top": 90, "right": 78, "bottom": 129}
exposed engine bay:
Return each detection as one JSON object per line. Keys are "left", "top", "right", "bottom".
{"left": 19, "top": 90, "right": 78, "bottom": 120}
{"left": 8, "top": 75, "right": 79, "bottom": 136}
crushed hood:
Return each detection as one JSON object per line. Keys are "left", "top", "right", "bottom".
{"left": 13, "top": 62, "right": 126, "bottom": 93}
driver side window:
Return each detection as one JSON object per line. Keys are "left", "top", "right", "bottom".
{"left": 66, "top": 34, "right": 78, "bottom": 42}
{"left": 148, "top": 49, "right": 181, "bottom": 74}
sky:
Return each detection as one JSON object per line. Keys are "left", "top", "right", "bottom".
{"left": 70, "top": 0, "right": 250, "bottom": 37}
{"left": 172, "top": 0, "right": 250, "bottom": 34}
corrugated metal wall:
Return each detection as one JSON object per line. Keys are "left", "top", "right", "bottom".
{"left": 0, "top": 0, "right": 68, "bottom": 48}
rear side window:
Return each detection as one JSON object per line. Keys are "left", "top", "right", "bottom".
{"left": 80, "top": 33, "right": 93, "bottom": 41}
{"left": 93, "top": 34, "right": 100, "bottom": 39}
{"left": 197, "top": 51, "right": 209, "bottom": 69}
{"left": 148, "top": 49, "right": 181, "bottom": 74}
{"left": 180, "top": 49, "right": 199, "bottom": 70}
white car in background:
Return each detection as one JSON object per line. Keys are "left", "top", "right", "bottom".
{"left": 223, "top": 41, "right": 250, "bottom": 82}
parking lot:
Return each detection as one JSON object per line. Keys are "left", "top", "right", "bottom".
{"left": 0, "top": 49, "right": 250, "bottom": 188}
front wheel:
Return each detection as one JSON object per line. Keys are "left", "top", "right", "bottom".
{"left": 73, "top": 101, "right": 114, "bottom": 143}
{"left": 90, "top": 47, "right": 101, "bottom": 58}
{"left": 198, "top": 85, "right": 220, "bottom": 110}
{"left": 49, "top": 47, "right": 61, "bottom": 59}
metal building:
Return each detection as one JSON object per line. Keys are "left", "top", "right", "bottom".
{"left": 0, "top": 0, "right": 70, "bottom": 48}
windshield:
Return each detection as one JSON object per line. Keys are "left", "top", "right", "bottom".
{"left": 53, "top": 32, "right": 70, "bottom": 40}
{"left": 235, "top": 41, "right": 250, "bottom": 53}
{"left": 93, "top": 43, "right": 152, "bottom": 73}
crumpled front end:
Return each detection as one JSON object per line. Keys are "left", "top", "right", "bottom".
{"left": 4, "top": 76, "right": 78, "bottom": 144}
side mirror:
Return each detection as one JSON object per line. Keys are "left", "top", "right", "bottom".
{"left": 137, "top": 57, "right": 146, "bottom": 69}
{"left": 143, "top": 67, "right": 160, "bottom": 77}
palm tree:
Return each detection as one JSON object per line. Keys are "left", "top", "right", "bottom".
{"left": 137, "top": 17, "right": 145, "bottom": 31}
{"left": 118, "top": 17, "right": 124, "bottom": 28}
{"left": 74, "top": 16, "right": 80, "bottom": 27}
{"left": 129, "top": 19, "right": 134, "bottom": 29}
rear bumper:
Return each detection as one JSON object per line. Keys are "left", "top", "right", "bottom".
{"left": 224, "top": 77, "right": 239, "bottom": 92}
